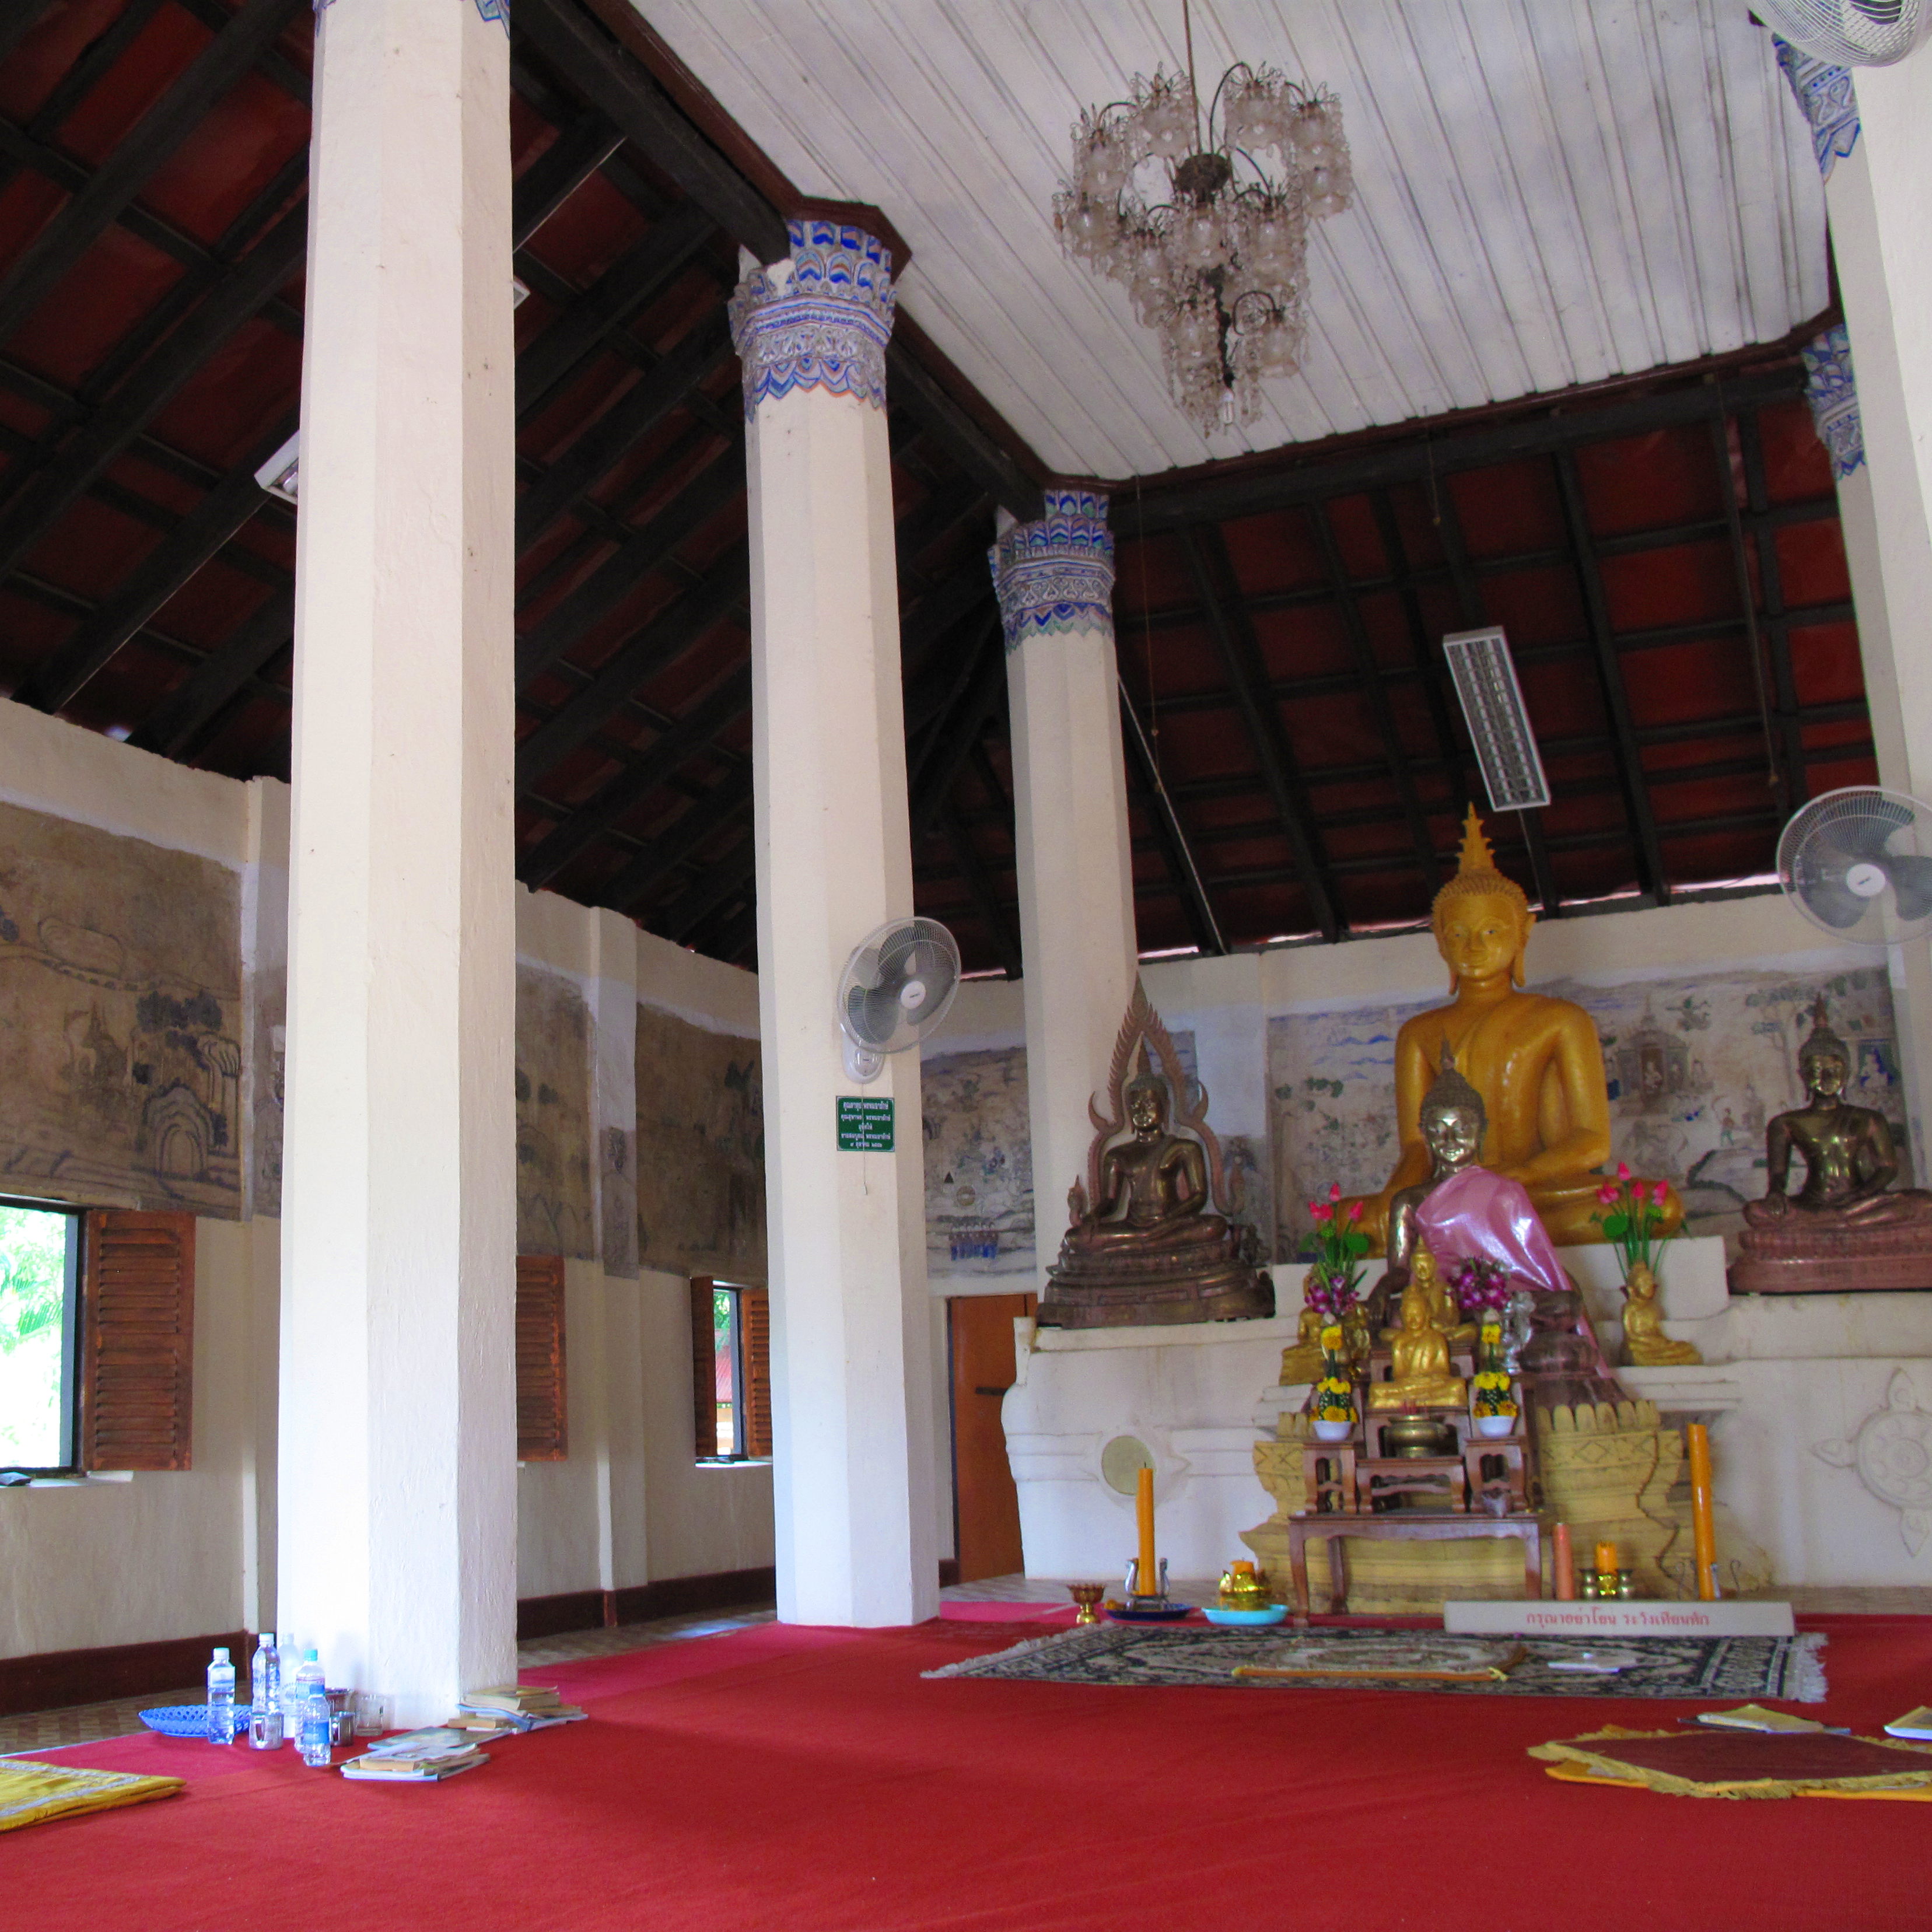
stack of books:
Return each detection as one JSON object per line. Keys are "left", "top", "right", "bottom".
{"left": 340, "top": 1727, "right": 487, "bottom": 1783}
{"left": 454, "top": 1684, "right": 587, "bottom": 1734}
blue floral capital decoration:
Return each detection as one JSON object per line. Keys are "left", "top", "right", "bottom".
{"left": 728, "top": 220, "right": 895, "bottom": 417}
{"left": 1773, "top": 36, "right": 1859, "bottom": 177}
{"left": 1802, "top": 324, "right": 1864, "bottom": 479}
{"left": 989, "top": 491, "right": 1115, "bottom": 654}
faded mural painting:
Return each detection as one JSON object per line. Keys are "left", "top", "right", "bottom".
{"left": 0, "top": 801, "right": 244, "bottom": 1214}
{"left": 515, "top": 964, "right": 596, "bottom": 1259}
{"left": 634, "top": 1003, "right": 765, "bottom": 1279}
{"left": 1269, "top": 961, "right": 1901, "bottom": 1255}
{"left": 922, "top": 1046, "right": 1034, "bottom": 1276}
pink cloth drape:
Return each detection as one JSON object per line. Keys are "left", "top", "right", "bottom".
{"left": 1413, "top": 1166, "right": 1569, "bottom": 1296}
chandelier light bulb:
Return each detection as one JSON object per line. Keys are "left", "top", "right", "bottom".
{"left": 1052, "top": 48, "right": 1352, "bottom": 436}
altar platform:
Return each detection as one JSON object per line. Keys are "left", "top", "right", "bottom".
{"left": 1004, "top": 1243, "right": 1932, "bottom": 1596}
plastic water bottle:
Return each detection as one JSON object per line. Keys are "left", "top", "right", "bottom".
{"left": 296, "top": 1650, "right": 331, "bottom": 1769}
{"left": 249, "top": 1630, "right": 283, "bottom": 1750}
{"left": 278, "top": 1634, "right": 303, "bottom": 1740}
{"left": 205, "top": 1647, "right": 235, "bottom": 1745}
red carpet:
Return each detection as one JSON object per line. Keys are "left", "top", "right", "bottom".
{"left": 8, "top": 1615, "right": 1930, "bottom": 1931}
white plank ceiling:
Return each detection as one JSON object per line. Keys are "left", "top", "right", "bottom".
{"left": 631, "top": 1, "right": 1828, "bottom": 481}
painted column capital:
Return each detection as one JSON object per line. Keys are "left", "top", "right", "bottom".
{"left": 728, "top": 219, "right": 895, "bottom": 417}
{"left": 988, "top": 489, "right": 1115, "bottom": 655}
{"left": 1803, "top": 323, "right": 1864, "bottom": 479}
{"left": 1773, "top": 36, "right": 1859, "bottom": 177}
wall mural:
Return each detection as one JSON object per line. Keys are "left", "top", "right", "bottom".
{"left": 634, "top": 1003, "right": 765, "bottom": 1279}
{"left": 1269, "top": 961, "right": 1901, "bottom": 1256}
{"left": 516, "top": 964, "right": 596, "bottom": 1259}
{"left": 0, "top": 801, "right": 243, "bottom": 1214}
{"left": 922, "top": 1046, "right": 1034, "bottom": 1275}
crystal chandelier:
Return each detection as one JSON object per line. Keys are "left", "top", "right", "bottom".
{"left": 1053, "top": 9, "right": 1351, "bottom": 435}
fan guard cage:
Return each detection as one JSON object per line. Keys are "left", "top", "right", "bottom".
{"left": 1777, "top": 786, "right": 1932, "bottom": 946}
{"left": 837, "top": 918, "right": 963, "bottom": 1067}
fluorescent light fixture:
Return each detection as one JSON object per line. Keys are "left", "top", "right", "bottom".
{"left": 255, "top": 430, "right": 300, "bottom": 505}
{"left": 1443, "top": 625, "right": 1550, "bottom": 813}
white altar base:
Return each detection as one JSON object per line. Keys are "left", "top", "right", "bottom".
{"left": 1005, "top": 1239, "right": 1932, "bottom": 1592}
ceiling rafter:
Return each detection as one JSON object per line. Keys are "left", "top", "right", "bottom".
{"left": 0, "top": 0, "right": 307, "bottom": 351}
{"left": 1552, "top": 446, "right": 1670, "bottom": 905}
{"left": 1308, "top": 497, "right": 1440, "bottom": 891}
{"left": 1182, "top": 525, "right": 1339, "bottom": 942}
{"left": 599, "top": 764, "right": 754, "bottom": 915}
{"left": 1732, "top": 407, "right": 1810, "bottom": 820}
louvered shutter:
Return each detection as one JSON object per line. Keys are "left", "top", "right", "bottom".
{"left": 79, "top": 1209, "right": 194, "bottom": 1471}
{"left": 691, "top": 1277, "right": 715, "bottom": 1457}
{"left": 515, "top": 1254, "right": 568, "bottom": 1462}
{"left": 740, "top": 1286, "right": 771, "bottom": 1458}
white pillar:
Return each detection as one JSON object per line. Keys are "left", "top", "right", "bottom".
{"left": 995, "top": 494, "right": 1138, "bottom": 1286}
{"left": 1814, "top": 54, "right": 1932, "bottom": 1174}
{"left": 277, "top": 0, "right": 516, "bottom": 1723}
{"left": 732, "top": 220, "right": 938, "bottom": 1627}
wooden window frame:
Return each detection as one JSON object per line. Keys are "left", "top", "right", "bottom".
{"left": 78, "top": 1208, "right": 195, "bottom": 1473}
{"left": 0, "top": 1195, "right": 82, "bottom": 1475}
{"left": 515, "top": 1254, "right": 569, "bottom": 1462}
{"left": 692, "top": 1279, "right": 770, "bottom": 1464}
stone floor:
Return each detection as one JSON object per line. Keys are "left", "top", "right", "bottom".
{"left": 0, "top": 1604, "right": 775, "bottom": 1758}
{"left": 5, "top": 1584, "right": 1926, "bottom": 1758}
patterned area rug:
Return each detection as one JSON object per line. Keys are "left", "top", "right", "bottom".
{"left": 925, "top": 1623, "right": 1827, "bottom": 1701}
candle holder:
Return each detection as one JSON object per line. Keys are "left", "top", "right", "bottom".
{"left": 1068, "top": 1583, "right": 1106, "bottom": 1625}
{"left": 1577, "top": 1568, "right": 1637, "bottom": 1601}
{"left": 1106, "top": 1557, "right": 1191, "bottom": 1621}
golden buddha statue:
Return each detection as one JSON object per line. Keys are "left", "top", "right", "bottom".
{"left": 1346, "top": 809, "right": 1682, "bottom": 1251}
{"left": 1368, "top": 1280, "right": 1467, "bottom": 1410}
{"left": 1380, "top": 1242, "right": 1475, "bottom": 1349}
{"left": 1279, "top": 1271, "right": 1329, "bottom": 1384}
{"left": 1732, "top": 997, "right": 1932, "bottom": 1293}
{"left": 1038, "top": 982, "right": 1271, "bottom": 1328}
{"left": 1619, "top": 1260, "right": 1701, "bottom": 1367}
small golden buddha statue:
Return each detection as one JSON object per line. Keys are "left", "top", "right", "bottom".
{"left": 1368, "top": 1280, "right": 1468, "bottom": 1410}
{"left": 1747, "top": 997, "right": 1932, "bottom": 1229}
{"left": 1279, "top": 1272, "right": 1328, "bottom": 1384}
{"left": 1344, "top": 810, "right": 1682, "bottom": 1250}
{"left": 1619, "top": 1261, "right": 1701, "bottom": 1367}
{"left": 1379, "top": 1242, "right": 1474, "bottom": 1348}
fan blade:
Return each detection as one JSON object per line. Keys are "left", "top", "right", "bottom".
{"left": 1888, "top": 853, "right": 1932, "bottom": 925}
{"left": 1798, "top": 870, "right": 1876, "bottom": 930}
{"left": 1819, "top": 799, "right": 1915, "bottom": 863}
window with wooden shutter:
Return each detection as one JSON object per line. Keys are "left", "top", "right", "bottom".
{"left": 79, "top": 1209, "right": 194, "bottom": 1472}
{"left": 740, "top": 1286, "right": 771, "bottom": 1458}
{"left": 691, "top": 1276, "right": 716, "bottom": 1458}
{"left": 515, "top": 1254, "right": 568, "bottom": 1462}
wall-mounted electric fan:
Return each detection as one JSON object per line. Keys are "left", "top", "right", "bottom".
{"left": 836, "top": 917, "right": 962, "bottom": 1081}
{"left": 1777, "top": 786, "right": 1932, "bottom": 946}
{"left": 1754, "top": 0, "right": 1930, "bottom": 64}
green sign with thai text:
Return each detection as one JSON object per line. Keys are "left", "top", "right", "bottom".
{"left": 836, "top": 1095, "right": 895, "bottom": 1152}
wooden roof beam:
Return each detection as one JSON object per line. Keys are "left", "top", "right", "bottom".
{"left": 1732, "top": 407, "right": 1808, "bottom": 820}
{"left": 597, "top": 765, "right": 754, "bottom": 916}
{"left": 1182, "top": 526, "right": 1340, "bottom": 942}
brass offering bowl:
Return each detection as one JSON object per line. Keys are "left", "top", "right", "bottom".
{"left": 1217, "top": 1560, "right": 1272, "bottom": 1611}
{"left": 1380, "top": 1415, "right": 1458, "bottom": 1459}
{"left": 1068, "top": 1583, "right": 1107, "bottom": 1625}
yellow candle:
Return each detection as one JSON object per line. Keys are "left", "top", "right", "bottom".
{"left": 1688, "top": 1422, "right": 1718, "bottom": 1601}
{"left": 1136, "top": 1465, "right": 1157, "bottom": 1597}
{"left": 1594, "top": 1539, "right": 1619, "bottom": 1575}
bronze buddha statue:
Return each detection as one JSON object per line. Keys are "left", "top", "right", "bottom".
{"left": 1732, "top": 997, "right": 1932, "bottom": 1293}
{"left": 1344, "top": 811, "right": 1682, "bottom": 1250}
{"left": 1037, "top": 982, "right": 1270, "bottom": 1328}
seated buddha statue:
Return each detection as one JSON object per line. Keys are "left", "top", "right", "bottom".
{"left": 1378, "top": 1242, "right": 1474, "bottom": 1349}
{"left": 1733, "top": 998, "right": 1932, "bottom": 1293}
{"left": 1746, "top": 998, "right": 1932, "bottom": 1229}
{"left": 1038, "top": 989, "right": 1271, "bottom": 1328}
{"left": 1344, "top": 810, "right": 1682, "bottom": 1251}
{"left": 1368, "top": 1280, "right": 1467, "bottom": 1410}
{"left": 1619, "top": 1260, "right": 1701, "bottom": 1367}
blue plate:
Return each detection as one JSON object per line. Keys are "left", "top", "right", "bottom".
{"left": 1105, "top": 1602, "right": 1195, "bottom": 1623}
{"left": 1202, "top": 1604, "right": 1288, "bottom": 1626}
{"left": 139, "top": 1704, "right": 250, "bottom": 1738}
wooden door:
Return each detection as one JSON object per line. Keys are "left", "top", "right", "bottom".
{"left": 948, "top": 1293, "right": 1035, "bottom": 1584}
